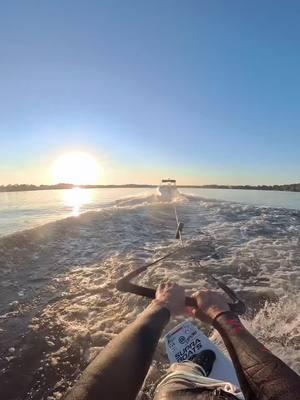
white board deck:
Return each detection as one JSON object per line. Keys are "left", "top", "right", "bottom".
{"left": 165, "top": 321, "right": 240, "bottom": 388}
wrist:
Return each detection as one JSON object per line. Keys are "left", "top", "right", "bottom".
{"left": 212, "top": 310, "right": 240, "bottom": 328}
{"left": 207, "top": 306, "right": 230, "bottom": 321}
{"left": 151, "top": 299, "right": 172, "bottom": 315}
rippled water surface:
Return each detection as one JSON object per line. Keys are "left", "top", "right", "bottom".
{"left": 1, "top": 187, "right": 300, "bottom": 237}
{"left": 0, "top": 189, "right": 299, "bottom": 399}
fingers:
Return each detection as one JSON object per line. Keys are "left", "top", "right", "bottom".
{"left": 155, "top": 281, "right": 186, "bottom": 316}
{"left": 158, "top": 282, "right": 165, "bottom": 291}
{"left": 158, "top": 281, "right": 179, "bottom": 290}
{"left": 191, "top": 289, "right": 230, "bottom": 324}
{"left": 192, "top": 289, "right": 207, "bottom": 307}
{"left": 165, "top": 281, "right": 178, "bottom": 288}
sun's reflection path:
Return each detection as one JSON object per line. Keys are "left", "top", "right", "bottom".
{"left": 63, "top": 187, "right": 92, "bottom": 216}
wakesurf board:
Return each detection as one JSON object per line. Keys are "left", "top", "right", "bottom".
{"left": 165, "top": 320, "right": 240, "bottom": 388}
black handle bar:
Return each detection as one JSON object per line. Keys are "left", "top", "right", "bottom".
{"left": 116, "top": 264, "right": 246, "bottom": 315}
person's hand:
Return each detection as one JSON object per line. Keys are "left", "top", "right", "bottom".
{"left": 155, "top": 282, "right": 185, "bottom": 315}
{"left": 192, "top": 290, "right": 230, "bottom": 324}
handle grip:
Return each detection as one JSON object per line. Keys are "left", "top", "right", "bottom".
{"left": 116, "top": 279, "right": 246, "bottom": 315}
{"left": 116, "top": 279, "right": 196, "bottom": 306}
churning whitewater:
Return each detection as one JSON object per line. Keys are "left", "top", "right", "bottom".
{"left": 0, "top": 191, "right": 299, "bottom": 400}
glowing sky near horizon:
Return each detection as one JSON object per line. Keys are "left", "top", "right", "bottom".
{"left": 51, "top": 152, "right": 101, "bottom": 185}
{"left": 1, "top": 1, "right": 300, "bottom": 186}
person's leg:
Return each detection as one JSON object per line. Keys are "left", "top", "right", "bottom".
{"left": 154, "top": 350, "right": 243, "bottom": 400}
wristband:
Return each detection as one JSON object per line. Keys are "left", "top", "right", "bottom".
{"left": 212, "top": 310, "right": 236, "bottom": 327}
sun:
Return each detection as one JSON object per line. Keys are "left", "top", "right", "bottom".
{"left": 52, "top": 152, "right": 100, "bottom": 185}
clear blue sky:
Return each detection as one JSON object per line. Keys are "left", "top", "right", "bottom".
{"left": 1, "top": 0, "right": 300, "bottom": 185}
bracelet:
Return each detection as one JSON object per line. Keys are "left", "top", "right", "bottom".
{"left": 212, "top": 310, "right": 236, "bottom": 327}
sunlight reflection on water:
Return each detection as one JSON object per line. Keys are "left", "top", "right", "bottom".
{"left": 63, "top": 187, "right": 93, "bottom": 216}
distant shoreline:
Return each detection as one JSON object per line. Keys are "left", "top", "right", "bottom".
{"left": 1, "top": 183, "right": 300, "bottom": 193}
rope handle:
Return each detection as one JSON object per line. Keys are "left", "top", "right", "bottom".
{"left": 116, "top": 278, "right": 196, "bottom": 306}
{"left": 116, "top": 262, "right": 246, "bottom": 315}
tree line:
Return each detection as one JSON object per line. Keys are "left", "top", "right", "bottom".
{"left": 1, "top": 183, "right": 300, "bottom": 193}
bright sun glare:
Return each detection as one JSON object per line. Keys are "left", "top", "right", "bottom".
{"left": 63, "top": 187, "right": 92, "bottom": 216}
{"left": 52, "top": 152, "right": 100, "bottom": 185}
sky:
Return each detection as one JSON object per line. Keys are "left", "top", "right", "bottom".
{"left": 0, "top": 0, "right": 300, "bottom": 185}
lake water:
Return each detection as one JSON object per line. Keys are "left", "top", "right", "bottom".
{"left": 1, "top": 187, "right": 300, "bottom": 237}
{"left": 0, "top": 187, "right": 299, "bottom": 399}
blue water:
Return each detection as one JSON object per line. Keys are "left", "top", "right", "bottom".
{"left": 0, "top": 187, "right": 299, "bottom": 399}
{"left": 182, "top": 188, "right": 300, "bottom": 210}
{"left": 0, "top": 187, "right": 300, "bottom": 236}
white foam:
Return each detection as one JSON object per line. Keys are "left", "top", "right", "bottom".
{"left": 0, "top": 193, "right": 299, "bottom": 399}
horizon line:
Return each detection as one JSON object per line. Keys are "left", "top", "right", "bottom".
{"left": 1, "top": 182, "right": 300, "bottom": 191}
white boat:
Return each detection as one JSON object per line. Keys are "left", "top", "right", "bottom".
{"left": 157, "top": 179, "right": 179, "bottom": 200}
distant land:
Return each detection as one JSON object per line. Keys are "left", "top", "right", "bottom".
{"left": 1, "top": 183, "right": 300, "bottom": 193}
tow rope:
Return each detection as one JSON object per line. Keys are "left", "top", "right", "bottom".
{"left": 116, "top": 202, "right": 246, "bottom": 315}
{"left": 174, "top": 205, "right": 184, "bottom": 242}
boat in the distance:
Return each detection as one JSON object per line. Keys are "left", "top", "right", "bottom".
{"left": 157, "top": 179, "right": 180, "bottom": 200}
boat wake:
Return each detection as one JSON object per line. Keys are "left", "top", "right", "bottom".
{"left": 0, "top": 192, "right": 299, "bottom": 399}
